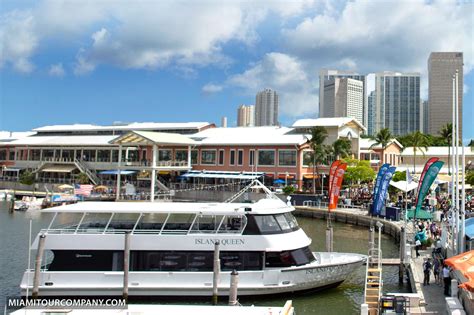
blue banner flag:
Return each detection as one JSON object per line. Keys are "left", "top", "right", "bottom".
{"left": 374, "top": 166, "right": 397, "bottom": 215}
{"left": 372, "top": 163, "right": 390, "bottom": 212}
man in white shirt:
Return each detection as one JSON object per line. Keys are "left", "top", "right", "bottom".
{"left": 443, "top": 264, "right": 451, "bottom": 296}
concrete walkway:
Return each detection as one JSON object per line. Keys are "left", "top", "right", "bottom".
{"left": 408, "top": 248, "right": 447, "bottom": 314}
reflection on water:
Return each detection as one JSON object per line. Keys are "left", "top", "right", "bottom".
{"left": 0, "top": 202, "right": 409, "bottom": 314}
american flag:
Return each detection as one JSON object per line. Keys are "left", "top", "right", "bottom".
{"left": 74, "top": 184, "right": 93, "bottom": 196}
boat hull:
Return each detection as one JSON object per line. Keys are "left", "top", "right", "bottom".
{"left": 21, "top": 252, "right": 365, "bottom": 296}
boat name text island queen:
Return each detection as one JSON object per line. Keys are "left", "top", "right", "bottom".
{"left": 21, "top": 183, "right": 365, "bottom": 297}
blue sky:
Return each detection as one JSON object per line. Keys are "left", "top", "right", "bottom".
{"left": 0, "top": 0, "right": 473, "bottom": 141}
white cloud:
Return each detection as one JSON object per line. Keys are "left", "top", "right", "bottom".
{"left": 48, "top": 63, "right": 65, "bottom": 77}
{"left": 202, "top": 83, "right": 223, "bottom": 94}
{"left": 0, "top": 10, "right": 38, "bottom": 73}
{"left": 227, "top": 52, "right": 317, "bottom": 117}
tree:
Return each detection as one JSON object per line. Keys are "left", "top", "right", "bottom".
{"left": 306, "top": 126, "right": 328, "bottom": 194}
{"left": 370, "top": 128, "right": 392, "bottom": 164}
{"left": 343, "top": 158, "right": 376, "bottom": 185}
{"left": 391, "top": 171, "right": 406, "bottom": 182}
{"left": 77, "top": 172, "right": 90, "bottom": 184}
{"left": 439, "top": 123, "right": 452, "bottom": 175}
{"left": 467, "top": 171, "right": 474, "bottom": 186}
{"left": 405, "top": 131, "right": 430, "bottom": 173}
{"left": 19, "top": 170, "right": 35, "bottom": 186}
{"left": 333, "top": 138, "right": 352, "bottom": 159}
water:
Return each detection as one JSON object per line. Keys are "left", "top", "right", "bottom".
{"left": 0, "top": 201, "right": 409, "bottom": 314}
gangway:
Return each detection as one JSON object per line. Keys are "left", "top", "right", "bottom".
{"left": 364, "top": 222, "right": 384, "bottom": 314}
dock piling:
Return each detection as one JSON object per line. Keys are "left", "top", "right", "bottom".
{"left": 399, "top": 227, "right": 406, "bottom": 284}
{"left": 369, "top": 226, "right": 375, "bottom": 251}
{"left": 123, "top": 232, "right": 131, "bottom": 302}
{"left": 228, "top": 269, "right": 239, "bottom": 306}
{"left": 325, "top": 227, "right": 333, "bottom": 252}
{"left": 212, "top": 241, "right": 220, "bottom": 305}
{"left": 32, "top": 234, "right": 46, "bottom": 298}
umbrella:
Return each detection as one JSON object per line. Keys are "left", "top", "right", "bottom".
{"left": 445, "top": 250, "right": 474, "bottom": 292}
{"left": 273, "top": 179, "right": 285, "bottom": 184}
{"left": 94, "top": 185, "right": 108, "bottom": 191}
{"left": 58, "top": 184, "right": 74, "bottom": 190}
{"left": 389, "top": 180, "right": 418, "bottom": 192}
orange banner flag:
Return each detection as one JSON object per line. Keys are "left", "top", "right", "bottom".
{"left": 328, "top": 163, "right": 347, "bottom": 210}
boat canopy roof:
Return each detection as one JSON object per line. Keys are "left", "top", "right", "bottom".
{"left": 42, "top": 198, "right": 294, "bottom": 215}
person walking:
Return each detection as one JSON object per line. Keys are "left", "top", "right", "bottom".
{"left": 433, "top": 258, "right": 441, "bottom": 285}
{"left": 443, "top": 264, "right": 451, "bottom": 295}
{"left": 423, "top": 259, "right": 432, "bottom": 285}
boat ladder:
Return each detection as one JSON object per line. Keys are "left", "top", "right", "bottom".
{"left": 364, "top": 247, "right": 383, "bottom": 314}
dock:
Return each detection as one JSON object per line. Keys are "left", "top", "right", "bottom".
{"left": 363, "top": 258, "right": 400, "bottom": 266}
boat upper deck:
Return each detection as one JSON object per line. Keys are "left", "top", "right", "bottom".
{"left": 42, "top": 198, "right": 294, "bottom": 215}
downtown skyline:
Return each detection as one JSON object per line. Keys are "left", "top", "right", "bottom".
{"left": 1, "top": 0, "right": 473, "bottom": 140}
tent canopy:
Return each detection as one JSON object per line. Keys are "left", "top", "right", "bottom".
{"left": 406, "top": 209, "right": 433, "bottom": 220}
{"left": 99, "top": 170, "right": 137, "bottom": 175}
{"left": 445, "top": 250, "right": 474, "bottom": 292}
{"left": 389, "top": 180, "right": 418, "bottom": 192}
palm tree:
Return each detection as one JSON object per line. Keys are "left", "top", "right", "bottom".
{"left": 370, "top": 128, "right": 392, "bottom": 164}
{"left": 439, "top": 123, "right": 452, "bottom": 175}
{"left": 333, "top": 138, "right": 352, "bottom": 160}
{"left": 307, "top": 126, "right": 328, "bottom": 194}
{"left": 405, "top": 131, "right": 430, "bottom": 173}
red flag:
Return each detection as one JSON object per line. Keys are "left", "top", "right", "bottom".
{"left": 414, "top": 157, "right": 439, "bottom": 206}
{"left": 328, "top": 160, "right": 342, "bottom": 195}
{"left": 329, "top": 163, "right": 347, "bottom": 210}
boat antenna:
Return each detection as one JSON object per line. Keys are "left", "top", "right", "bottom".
{"left": 26, "top": 219, "right": 32, "bottom": 301}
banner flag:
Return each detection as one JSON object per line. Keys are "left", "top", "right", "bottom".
{"left": 414, "top": 157, "right": 439, "bottom": 206}
{"left": 374, "top": 166, "right": 397, "bottom": 215}
{"left": 328, "top": 160, "right": 342, "bottom": 196}
{"left": 372, "top": 163, "right": 390, "bottom": 212}
{"left": 414, "top": 160, "right": 444, "bottom": 220}
{"left": 328, "top": 163, "right": 347, "bottom": 210}
{"left": 406, "top": 168, "right": 413, "bottom": 185}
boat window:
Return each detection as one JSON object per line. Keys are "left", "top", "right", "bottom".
{"left": 49, "top": 212, "right": 84, "bottom": 232}
{"left": 77, "top": 213, "right": 112, "bottom": 233}
{"left": 105, "top": 212, "right": 140, "bottom": 233}
{"left": 218, "top": 215, "right": 246, "bottom": 234}
{"left": 274, "top": 214, "right": 290, "bottom": 231}
{"left": 253, "top": 215, "right": 281, "bottom": 233}
{"left": 48, "top": 250, "right": 123, "bottom": 271}
{"left": 190, "top": 215, "right": 224, "bottom": 233}
{"left": 162, "top": 213, "right": 196, "bottom": 233}
{"left": 135, "top": 213, "right": 168, "bottom": 232}
{"left": 265, "top": 246, "right": 315, "bottom": 268}
{"left": 284, "top": 212, "right": 299, "bottom": 229}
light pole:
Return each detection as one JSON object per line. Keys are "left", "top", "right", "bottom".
{"left": 285, "top": 172, "right": 289, "bottom": 187}
{"left": 321, "top": 174, "right": 325, "bottom": 195}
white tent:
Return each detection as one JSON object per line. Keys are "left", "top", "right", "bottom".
{"left": 389, "top": 180, "right": 418, "bottom": 192}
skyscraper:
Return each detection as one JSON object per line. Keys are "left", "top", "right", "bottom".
{"left": 255, "top": 89, "right": 279, "bottom": 126}
{"left": 421, "top": 100, "right": 429, "bottom": 134}
{"left": 323, "top": 77, "right": 363, "bottom": 123}
{"left": 428, "top": 52, "right": 463, "bottom": 135}
{"left": 319, "top": 69, "right": 367, "bottom": 126}
{"left": 237, "top": 105, "right": 255, "bottom": 127}
{"left": 367, "top": 90, "right": 376, "bottom": 136}
{"left": 374, "top": 72, "right": 421, "bottom": 136}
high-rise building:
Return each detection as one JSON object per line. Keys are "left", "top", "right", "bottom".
{"left": 255, "top": 89, "right": 279, "bottom": 126}
{"left": 428, "top": 52, "right": 463, "bottom": 135}
{"left": 237, "top": 105, "right": 255, "bottom": 127}
{"left": 319, "top": 69, "right": 367, "bottom": 126}
{"left": 221, "top": 116, "right": 227, "bottom": 128}
{"left": 367, "top": 91, "right": 376, "bottom": 136}
{"left": 374, "top": 71, "right": 421, "bottom": 136}
{"left": 323, "top": 78, "right": 363, "bottom": 123}
{"left": 421, "top": 100, "right": 429, "bottom": 134}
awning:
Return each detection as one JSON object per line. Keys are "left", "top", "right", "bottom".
{"left": 181, "top": 171, "right": 264, "bottom": 180}
{"left": 278, "top": 174, "right": 295, "bottom": 179}
{"left": 42, "top": 165, "right": 77, "bottom": 173}
{"left": 3, "top": 167, "right": 20, "bottom": 172}
{"left": 99, "top": 170, "right": 137, "bottom": 175}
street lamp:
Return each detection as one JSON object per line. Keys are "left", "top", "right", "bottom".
{"left": 321, "top": 174, "right": 326, "bottom": 195}
{"left": 285, "top": 172, "right": 289, "bottom": 187}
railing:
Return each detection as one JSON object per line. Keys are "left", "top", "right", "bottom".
{"left": 74, "top": 158, "right": 100, "bottom": 185}
{"left": 121, "top": 160, "right": 189, "bottom": 167}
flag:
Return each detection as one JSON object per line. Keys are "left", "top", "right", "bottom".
{"left": 328, "top": 163, "right": 347, "bottom": 210}
{"left": 414, "top": 161, "right": 444, "bottom": 220}
{"left": 414, "top": 157, "right": 439, "bottom": 207}
{"left": 74, "top": 184, "right": 93, "bottom": 196}
{"left": 374, "top": 166, "right": 397, "bottom": 215}
{"left": 372, "top": 163, "right": 390, "bottom": 212}
{"left": 328, "top": 160, "right": 342, "bottom": 194}
{"left": 406, "top": 168, "right": 413, "bottom": 185}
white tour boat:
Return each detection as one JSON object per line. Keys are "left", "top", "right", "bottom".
{"left": 21, "top": 184, "right": 365, "bottom": 297}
